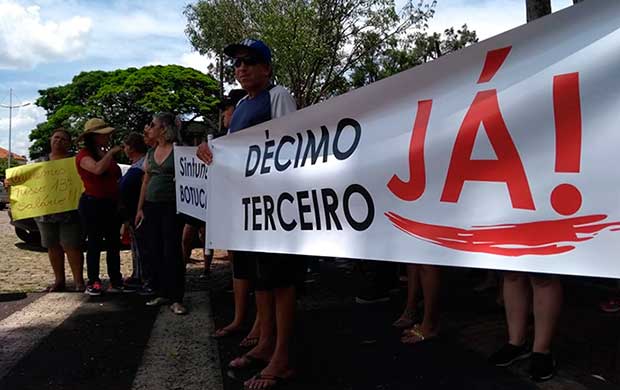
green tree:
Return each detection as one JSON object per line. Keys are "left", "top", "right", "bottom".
{"left": 348, "top": 24, "right": 478, "bottom": 88}
{"left": 185, "top": 0, "right": 438, "bottom": 108}
{"left": 29, "top": 65, "right": 219, "bottom": 159}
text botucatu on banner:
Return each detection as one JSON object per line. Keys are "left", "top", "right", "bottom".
{"left": 206, "top": 2, "right": 620, "bottom": 278}
{"left": 174, "top": 145, "right": 208, "bottom": 222}
{"left": 7, "top": 158, "right": 84, "bottom": 220}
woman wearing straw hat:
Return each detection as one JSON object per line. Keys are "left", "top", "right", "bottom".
{"left": 76, "top": 118, "right": 129, "bottom": 296}
{"left": 135, "top": 112, "right": 187, "bottom": 315}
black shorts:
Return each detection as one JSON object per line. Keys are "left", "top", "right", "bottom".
{"left": 231, "top": 251, "right": 305, "bottom": 290}
{"left": 232, "top": 251, "right": 257, "bottom": 280}
{"left": 183, "top": 215, "right": 204, "bottom": 228}
{"left": 255, "top": 253, "right": 306, "bottom": 291}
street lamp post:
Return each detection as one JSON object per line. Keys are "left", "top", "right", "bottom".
{"left": 0, "top": 89, "right": 31, "bottom": 167}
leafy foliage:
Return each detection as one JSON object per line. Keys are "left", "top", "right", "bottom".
{"left": 185, "top": 0, "right": 439, "bottom": 108}
{"left": 29, "top": 65, "right": 219, "bottom": 159}
{"left": 349, "top": 24, "right": 478, "bottom": 88}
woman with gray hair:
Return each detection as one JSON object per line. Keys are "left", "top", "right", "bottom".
{"left": 135, "top": 112, "right": 187, "bottom": 314}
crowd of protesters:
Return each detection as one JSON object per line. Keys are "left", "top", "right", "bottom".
{"left": 6, "top": 37, "right": 619, "bottom": 390}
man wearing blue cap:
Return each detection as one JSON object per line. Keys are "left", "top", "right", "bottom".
{"left": 197, "top": 38, "right": 300, "bottom": 389}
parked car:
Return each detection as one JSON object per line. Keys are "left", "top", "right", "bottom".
{"left": 9, "top": 210, "right": 41, "bottom": 245}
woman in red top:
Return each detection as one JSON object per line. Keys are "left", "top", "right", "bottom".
{"left": 76, "top": 118, "right": 127, "bottom": 296}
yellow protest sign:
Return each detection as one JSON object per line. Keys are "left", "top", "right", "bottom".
{"left": 6, "top": 157, "right": 84, "bottom": 221}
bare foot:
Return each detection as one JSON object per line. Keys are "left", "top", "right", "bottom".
{"left": 213, "top": 323, "right": 243, "bottom": 338}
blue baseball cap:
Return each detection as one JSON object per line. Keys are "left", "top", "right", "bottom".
{"left": 224, "top": 38, "right": 272, "bottom": 64}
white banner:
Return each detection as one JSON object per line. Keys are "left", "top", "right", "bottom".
{"left": 206, "top": 1, "right": 620, "bottom": 278}
{"left": 174, "top": 145, "right": 208, "bottom": 222}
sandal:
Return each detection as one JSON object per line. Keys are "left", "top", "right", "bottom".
{"left": 239, "top": 336, "right": 259, "bottom": 348}
{"left": 228, "top": 354, "right": 269, "bottom": 370}
{"left": 45, "top": 282, "right": 66, "bottom": 292}
{"left": 244, "top": 373, "right": 294, "bottom": 390}
{"left": 392, "top": 308, "right": 416, "bottom": 329}
{"left": 401, "top": 326, "right": 438, "bottom": 345}
{"left": 212, "top": 326, "right": 244, "bottom": 338}
{"left": 401, "top": 323, "right": 421, "bottom": 336}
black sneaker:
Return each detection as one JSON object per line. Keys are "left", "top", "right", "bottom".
{"left": 85, "top": 281, "right": 103, "bottom": 296}
{"left": 354, "top": 294, "right": 390, "bottom": 304}
{"left": 489, "top": 343, "right": 531, "bottom": 367}
{"left": 123, "top": 277, "right": 142, "bottom": 289}
{"left": 529, "top": 352, "right": 555, "bottom": 382}
{"left": 108, "top": 282, "right": 136, "bottom": 293}
{"left": 137, "top": 285, "right": 156, "bottom": 296}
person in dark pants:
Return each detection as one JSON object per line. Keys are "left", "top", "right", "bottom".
{"left": 119, "top": 132, "right": 152, "bottom": 293}
{"left": 76, "top": 118, "right": 129, "bottom": 296}
{"left": 135, "top": 112, "right": 187, "bottom": 315}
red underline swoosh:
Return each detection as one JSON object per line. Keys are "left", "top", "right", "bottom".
{"left": 385, "top": 212, "right": 620, "bottom": 256}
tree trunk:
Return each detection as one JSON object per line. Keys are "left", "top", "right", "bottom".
{"left": 526, "top": 0, "right": 551, "bottom": 22}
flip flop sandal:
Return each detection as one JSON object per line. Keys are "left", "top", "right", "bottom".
{"left": 401, "top": 323, "right": 422, "bottom": 336}
{"left": 239, "top": 336, "right": 259, "bottom": 347}
{"left": 45, "top": 283, "right": 66, "bottom": 293}
{"left": 212, "top": 327, "right": 244, "bottom": 339}
{"left": 244, "top": 373, "right": 291, "bottom": 390}
{"left": 401, "top": 327, "right": 438, "bottom": 345}
{"left": 228, "top": 354, "right": 269, "bottom": 370}
{"left": 393, "top": 309, "right": 416, "bottom": 329}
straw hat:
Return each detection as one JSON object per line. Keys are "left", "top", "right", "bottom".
{"left": 79, "top": 118, "right": 115, "bottom": 140}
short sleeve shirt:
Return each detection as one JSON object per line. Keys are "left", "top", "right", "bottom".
{"left": 228, "top": 85, "right": 297, "bottom": 133}
{"left": 75, "top": 149, "right": 121, "bottom": 200}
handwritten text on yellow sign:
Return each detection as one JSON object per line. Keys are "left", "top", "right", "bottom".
{"left": 6, "top": 157, "right": 84, "bottom": 220}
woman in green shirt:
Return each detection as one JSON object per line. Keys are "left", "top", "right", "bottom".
{"left": 135, "top": 112, "right": 187, "bottom": 314}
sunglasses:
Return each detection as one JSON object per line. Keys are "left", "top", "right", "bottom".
{"left": 233, "top": 56, "right": 263, "bottom": 68}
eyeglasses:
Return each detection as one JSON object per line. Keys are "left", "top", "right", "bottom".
{"left": 233, "top": 56, "right": 262, "bottom": 68}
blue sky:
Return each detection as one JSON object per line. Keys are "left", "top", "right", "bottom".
{"left": 0, "top": 0, "right": 573, "bottom": 157}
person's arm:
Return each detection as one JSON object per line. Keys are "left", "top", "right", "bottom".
{"left": 79, "top": 146, "right": 122, "bottom": 175}
{"left": 196, "top": 141, "right": 213, "bottom": 165}
{"left": 134, "top": 159, "right": 151, "bottom": 227}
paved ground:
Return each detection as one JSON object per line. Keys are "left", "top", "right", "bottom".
{"left": 1, "top": 209, "right": 620, "bottom": 389}
{"left": 210, "top": 261, "right": 620, "bottom": 390}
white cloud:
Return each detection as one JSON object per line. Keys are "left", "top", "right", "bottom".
{"left": 0, "top": 99, "right": 46, "bottom": 157}
{"left": 146, "top": 51, "right": 216, "bottom": 75}
{"left": 405, "top": 0, "right": 575, "bottom": 41}
{"left": 0, "top": 0, "right": 92, "bottom": 69}
{"left": 179, "top": 51, "right": 216, "bottom": 74}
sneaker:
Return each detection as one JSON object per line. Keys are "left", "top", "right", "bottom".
{"left": 489, "top": 343, "right": 531, "bottom": 367}
{"left": 108, "top": 282, "right": 136, "bottom": 293}
{"left": 170, "top": 302, "right": 188, "bottom": 315}
{"left": 138, "top": 285, "right": 156, "bottom": 296}
{"left": 529, "top": 352, "right": 555, "bottom": 382}
{"left": 85, "top": 281, "right": 103, "bottom": 296}
{"left": 123, "top": 277, "right": 142, "bottom": 289}
{"left": 146, "top": 297, "right": 170, "bottom": 306}
{"left": 600, "top": 299, "right": 620, "bottom": 313}
{"left": 354, "top": 294, "right": 390, "bottom": 304}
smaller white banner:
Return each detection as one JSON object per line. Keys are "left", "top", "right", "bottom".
{"left": 174, "top": 145, "right": 208, "bottom": 222}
